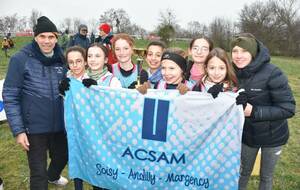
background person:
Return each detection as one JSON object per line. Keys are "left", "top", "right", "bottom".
{"left": 68, "top": 24, "right": 90, "bottom": 49}
{"left": 95, "top": 23, "right": 116, "bottom": 64}
{"left": 186, "top": 37, "right": 213, "bottom": 84}
{"left": 1, "top": 37, "right": 10, "bottom": 57}
{"left": 2, "top": 16, "right": 68, "bottom": 190}
{"left": 231, "top": 33, "right": 296, "bottom": 190}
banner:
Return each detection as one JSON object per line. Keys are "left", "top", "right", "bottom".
{"left": 65, "top": 79, "right": 244, "bottom": 190}
{"left": 0, "top": 79, "right": 7, "bottom": 121}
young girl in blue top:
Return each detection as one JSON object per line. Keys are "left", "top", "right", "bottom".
{"left": 111, "top": 33, "right": 148, "bottom": 88}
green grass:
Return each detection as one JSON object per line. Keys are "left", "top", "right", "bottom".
{"left": 0, "top": 37, "right": 299, "bottom": 190}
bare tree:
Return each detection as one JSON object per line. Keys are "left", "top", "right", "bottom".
{"left": 17, "top": 16, "right": 28, "bottom": 32}
{"left": 88, "top": 18, "right": 99, "bottom": 34}
{"left": 99, "top": 8, "right": 132, "bottom": 33}
{"left": 209, "top": 17, "right": 234, "bottom": 51}
{"left": 186, "top": 21, "right": 208, "bottom": 38}
{"left": 156, "top": 9, "right": 178, "bottom": 45}
{"left": 158, "top": 8, "right": 177, "bottom": 26}
{"left": 59, "top": 17, "right": 72, "bottom": 32}
{"left": 72, "top": 17, "right": 82, "bottom": 33}
{"left": 238, "top": 0, "right": 300, "bottom": 56}
{"left": 272, "top": 0, "right": 300, "bottom": 56}
{"left": 0, "top": 13, "right": 19, "bottom": 33}
{"left": 29, "top": 9, "right": 42, "bottom": 29}
{"left": 129, "top": 23, "right": 147, "bottom": 37}
{"left": 238, "top": 1, "right": 283, "bottom": 54}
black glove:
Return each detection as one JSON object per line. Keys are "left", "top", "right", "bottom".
{"left": 59, "top": 78, "right": 70, "bottom": 96}
{"left": 207, "top": 83, "right": 224, "bottom": 98}
{"left": 82, "top": 78, "right": 97, "bottom": 88}
{"left": 236, "top": 91, "right": 248, "bottom": 109}
{"left": 128, "top": 81, "right": 137, "bottom": 89}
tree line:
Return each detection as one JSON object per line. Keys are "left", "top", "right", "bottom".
{"left": 1, "top": 0, "right": 299, "bottom": 56}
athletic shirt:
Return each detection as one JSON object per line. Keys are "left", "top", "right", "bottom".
{"left": 111, "top": 63, "right": 138, "bottom": 88}
{"left": 96, "top": 71, "right": 122, "bottom": 88}
{"left": 155, "top": 80, "right": 195, "bottom": 90}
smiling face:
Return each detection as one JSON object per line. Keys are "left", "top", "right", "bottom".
{"left": 87, "top": 46, "right": 107, "bottom": 71}
{"left": 231, "top": 46, "right": 252, "bottom": 69}
{"left": 34, "top": 32, "right": 57, "bottom": 54}
{"left": 206, "top": 56, "right": 227, "bottom": 83}
{"left": 67, "top": 51, "right": 86, "bottom": 79}
{"left": 161, "top": 60, "right": 183, "bottom": 85}
{"left": 146, "top": 45, "right": 164, "bottom": 72}
{"left": 189, "top": 38, "right": 210, "bottom": 64}
{"left": 114, "top": 39, "right": 133, "bottom": 64}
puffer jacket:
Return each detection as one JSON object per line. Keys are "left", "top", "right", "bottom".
{"left": 235, "top": 41, "right": 296, "bottom": 147}
{"left": 68, "top": 33, "right": 90, "bottom": 49}
{"left": 3, "top": 41, "right": 67, "bottom": 136}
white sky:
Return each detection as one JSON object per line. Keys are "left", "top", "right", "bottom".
{"left": 1, "top": 0, "right": 259, "bottom": 31}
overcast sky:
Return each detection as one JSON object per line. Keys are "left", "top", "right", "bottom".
{"left": 1, "top": 0, "right": 259, "bottom": 31}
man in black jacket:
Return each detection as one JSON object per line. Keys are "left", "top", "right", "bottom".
{"left": 3, "top": 16, "right": 68, "bottom": 190}
{"left": 233, "top": 33, "right": 295, "bottom": 190}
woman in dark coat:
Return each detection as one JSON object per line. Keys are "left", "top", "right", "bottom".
{"left": 233, "top": 33, "right": 296, "bottom": 190}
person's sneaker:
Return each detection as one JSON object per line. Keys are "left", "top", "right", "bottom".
{"left": 48, "top": 176, "right": 68, "bottom": 186}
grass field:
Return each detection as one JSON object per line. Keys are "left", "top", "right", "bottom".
{"left": 0, "top": 37, "right": 299, "bottom": 190}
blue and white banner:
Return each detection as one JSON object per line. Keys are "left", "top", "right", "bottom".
{"left": 0, "top": 79, "right": 7, "bottom": 121}
{"left": 65, "top": 79, "right": 244, "bottom": 190}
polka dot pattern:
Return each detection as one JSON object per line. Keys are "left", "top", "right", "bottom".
{"left": 64, "top": 80, "right": 244, "bottom": 189}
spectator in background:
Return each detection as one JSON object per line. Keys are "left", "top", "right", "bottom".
{"left": 6, "top": 33, "right": 14, "bottom": 48}
{"left": 2, "top": 16, "right": 68, "bottom": 190}
{"left": 59, "top": 29, "right": 69, "bottom": 52}
{"left": 186, "top": 37, "right": 213, "bottom": 84}
{"left": 232, "top": 33, "right": 296, "bottom": 190}
{"left": 95, "top": 23, "right": 116, "bottom": 64}
{"left": 68, "top": 24, "right": 90, "bottom": 49}
{"left": 1, "top": 37, "right": 10, "bottom": 57}
{"left": 90, "top": 32, "right": 95, "bottom": 44}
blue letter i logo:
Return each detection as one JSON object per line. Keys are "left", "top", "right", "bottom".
{"left": 142, "top": 98, "right": 169, "bottom": 142}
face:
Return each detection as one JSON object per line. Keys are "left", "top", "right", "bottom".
{"left": 99, "top": 30, "right": 106, "bottom": 37}
{"left": 34, "top": 32, "right": 57, "bottom": 54}
{"left": 206, "top": 56, "right": 227, "bottom": 83}
{"left": 114, "top": 39, "right": 133, "bottom": 64}
{"left": 87, "top": 46, "right": 107, "bottom": 71}
{"left": 79, "top": 28, "right": 88, "bottom": 36}
{"left": 161, "top": 60, "right": 183, "bottom": 85}
{"left": 67, "top": 51, "right": 86, "bottom": 79}
{"left": 231, "top": 46, "right": 252, "bottom": 68}
{"left": 146, "top": 45, "right": 163, "bottom": 71}
{"left": 189, "top": 38, "right": 210, "bottom": 63}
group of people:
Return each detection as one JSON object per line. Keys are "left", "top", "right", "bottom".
{"left": 60, "top": 22, "right": 116, "bottom": 65}
{"left": 2, "top": 15, "right": 296, "bottom": 190}
{"left": 1, "top": 33, "right": 14, "bottom": 58}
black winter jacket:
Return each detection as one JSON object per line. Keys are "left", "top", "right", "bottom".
{"left": 3, "top": 41, "right": 67, "bottom": 136}
{"left": 235, "top": 41, "right": 295, "bottom": 147}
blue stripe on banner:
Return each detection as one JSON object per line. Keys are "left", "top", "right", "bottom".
{"left": 142, "top": 98, "right": 169, "bottom": 142}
